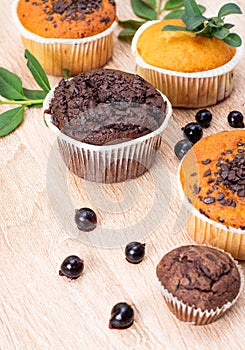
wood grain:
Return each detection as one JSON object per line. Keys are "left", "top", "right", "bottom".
{"left": 0, "top": 1, "right": 244, "bottom": 349}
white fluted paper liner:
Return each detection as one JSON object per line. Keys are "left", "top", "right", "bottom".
{"left": 177, "top": 160, "right": 245, "bottom": 260}
{"left": 12, "top": 0, "right": 117, "bottom": 76}
{"left": 131, "top": 20, "right": 243, "bottom": 108}
{"left": 157, "top": 245, "right": 244, "bottom": 325}
{"left": 43, "top": 86, "right": 172, "bottom": 183}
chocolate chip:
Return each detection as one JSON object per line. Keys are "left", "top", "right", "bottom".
{"left": 204, "top": 169, "right": 211, "bottom": 177}
{"left": 238, "top": 189, "right": 245, "bottom": 197}
{"left": 240, "top": 226, "right": 245, "bottom": 230}
{"left": 201, "top": 159, "right": 211, "bottom": 165}
{"left": 226, "top": 150, "right": 233, "bottom": 154}
{"left": 193, "top": 183, "right": 201, "bottom": 194}
{"left": 217, "top": 193, "right": 225, "bottom": 201}
{"left": 199, "top": 209, "right": 210, "bottom": 218}
{"left": 208, "top": 178, "right": 215, "bottom": 184}
{"left": 203, "top": 196, "right": 215, "bottom": 204}
{"left": 191, "top": 172, "right": 197, "bottom": 177}
{"left": 218, "top": 217, "right": 225, "bottom": 223}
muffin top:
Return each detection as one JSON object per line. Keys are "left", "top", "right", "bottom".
{"left": 136, "top": 19, "right": 236, "bottom": 72}
{"left": 156, "top": 245, "right": 241, "bottom": 311}
{"left": 179, "top": 130, "right": 245, "bottom": 230}
{"left": 46, "top": 69, "right": 167, "bottom": 145}
{"left": 17, "top": 0, "right": 116, "bottom": 39}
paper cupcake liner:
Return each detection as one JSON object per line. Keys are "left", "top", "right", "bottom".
{"left": 132, "top": 20, "right": 243, "bottom": 108}
{"left": 157, "top": 245, "right": 244, "bottom": 325}
{"left": 12, "top": 0, "right": 117, "bottom": 76}
{"left": 177, "top": 162, "right": 245, "bottom": 260}
{"left": 43, "top": 88, "right": 172, "bottom": 183}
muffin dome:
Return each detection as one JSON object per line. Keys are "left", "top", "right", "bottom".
{"left": 156, "top": 245, "right": 241, "bottom": 312}
{"left": 180, "top": 130, "right": 245, "bottom": 230}
{"left": 17, "top": 0, "right": 116, "bottom": 39}
{"left": 136, "top": 19, "right": 236, "bottom": 73}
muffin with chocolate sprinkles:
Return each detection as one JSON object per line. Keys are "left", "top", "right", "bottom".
{"left": 43, "top": 69, "right": 172, "bottom": 183}
{"left": 178, "top": 130, "right": 245, "bottom": 260}
{"left": 13, "top": 0, "right": 117, "bottom": 75}
{"left": 156, "top": 245, "right": 243, "bottom": 325}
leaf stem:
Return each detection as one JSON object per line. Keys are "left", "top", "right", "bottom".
{"left": 0, "top": 99, "right": 44, "bottom": 106}
{"left": 157, "top": 0, "right": 164, "bottom": 19}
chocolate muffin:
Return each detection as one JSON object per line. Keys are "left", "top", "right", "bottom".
{"left": 43, "top": 69, "right": 172, "bottom": 183}
{"left": 46, "top": 69, "right": 167, "bottom": 145}
{"left": 156, "top": 245, "right": 242, "bottom": 325}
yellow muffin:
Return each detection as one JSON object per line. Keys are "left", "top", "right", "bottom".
{"left": 13, "top": 0, "right": 118, "bottom": 76}
{"left": 137, "top": 19, "right": 236, "bottom": 73}
{"left": 17, "top": 0, "right": 116, "bottom": 39}
{"left": 178, "top": 130, "right": 245, "bottom": 260}
{"left": 132, "top": 20, "right": 242, "bottom": 108}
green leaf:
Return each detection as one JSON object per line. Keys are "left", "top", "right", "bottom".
{"left": 130, "top": 0, "right": 157, "bottom": 20}
{"left": 0, "top": 68, "right": 26, "bottom": 100}
{"left": 161, "top": 24, "right": 187, "bottom": 32}
{"left": 141, "top": 0, "right": 156, "bottom": 10}
{"left": 198, "top": 5, "right": 206, "bottom": 14}
{"left": 195, "top": 25, "right": 212, "bottom": 36}
{"left": 184, "top": 0, "right": 202, "bottom": 18}
{"left": 213, "top": 27, "right": 230, "bottom": 39}
{"left": 224, "top": 23, "right": 235, "bottom": 29}
{"left": 164, "top": 0, "right": 184, "bottom": 10}
{"left": 218, "top": 3, "right": 242, "bottom": 18}
{"left": 164, "top": 9, "right": 185, "bottom": 19}
{"left": 119, "top": 19, "right": 146, "bottom": 30}
{"left": 62, "top": 68, "right": 70, "bottom": 80}
{"left": 185, "top": 15, "right": 205, "bottom": 31}
{"left": 24, "top": 49, "right": 51, "bottom": 93}
{"left": 23, "top": 88, "right": 47, "bottom": 100}
{"left": 118, "top": 28, "right": 137, "bottom": 41}
{"left": 223, "top": 33, "right": 242, "bottom": 47}
{"left": 0, "top": 106, "right": 24, "bottom": 137}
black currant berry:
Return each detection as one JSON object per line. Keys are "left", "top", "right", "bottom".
{"left": 183, "top": 122, "right": 203, "bottom": 144}
{"left": 228, "top": 111, "right": 244, "bottom": 128}
{"left": 125, "top": 242, "right": 145, "bottom": 264}
{"left": 195, "top": 109, "right": 212, "bottom": 128}
{"left": 109, "top": 302, "right": 134, "bottom": 329}
{"left": 174, "top": 139, "right": 193, "bottom": 160}
{"left": 59, "top": 255, "right": 84, "bottom": 280}
{"left": 75, "top": 208, "right": 97, "bottom": 232}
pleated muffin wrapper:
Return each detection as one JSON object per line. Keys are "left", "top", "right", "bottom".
{"left": 43, "top": 86, "right": 172, "bottom": 183}
{"left": 157, "top": 245, "right": 244, "bottom": 325}
{"left": 177, "top": 160, "right": 245, "bottom": 260}
{"left": 12, "top": 0, "right": 118, "bottom": 76}
{"left": 131, "top": 20, "right": 243, "bottom": 108}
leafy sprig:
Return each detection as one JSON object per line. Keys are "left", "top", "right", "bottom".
{"left": 162, "top": 0, "right": 242, "bottom": 47}
{"left": 119, "top": 0, "right": 206, "bottom": 40}
{"left": 0, "top": 50, "right": 51, "bottom": 137}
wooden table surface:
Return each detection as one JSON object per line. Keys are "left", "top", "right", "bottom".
{"left": 0, "top": 1, "right": 244, "bottom": 349}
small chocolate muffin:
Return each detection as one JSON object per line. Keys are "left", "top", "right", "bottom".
{"left": 156, "top": 245, "right": 241, "bottom": 312}
{"left": 46, "top": 69, "right": 167, "bottom": 145}
{"left": 156, "top": 245, "right": 243, "bottom": 325}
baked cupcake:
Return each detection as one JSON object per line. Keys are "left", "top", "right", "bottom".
{"left": 13, "top": 0, "right": 117, "bottom": 76}
{"left": 178, "top": 130, "right": 245, "bottom": 260}
{"left": 156, "top": 245, "right": 243, "bottom": 325}
{"left": 43, "top": 69, "right": 172, "bottom": 183}
{"left": 131, "top": 19, "right": 243, "bottom": 108}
